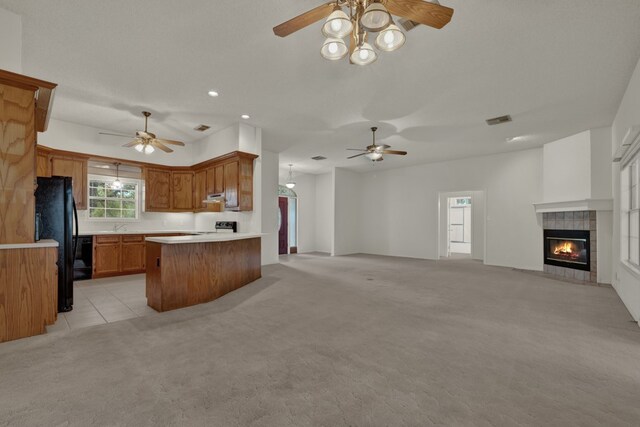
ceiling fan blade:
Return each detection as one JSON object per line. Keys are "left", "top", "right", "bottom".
{"left": 382, "top": 150, "right": 408, "bottom": 155}
{"left": 122, "top": 140, "right": 141, "bottom": 148}
{"left": 151, "top": 140, "right": 174, "bottom": 153}
{"left": 99, "top": 132, "right": 134, "bottom": 138}
{"left": 347, "top": 152, "right": 368, "bottom": 159}
{"left": 346, "top": 148, "right": 367, "bottom": 151}
{"left": 386, "top": 0, "right": 454, "bottom": 29}
{"left": 273, "top": 2, "right": 334, "bottom": 37}
{"left": 154, "top": 138, "right": 185, "bottom": 147}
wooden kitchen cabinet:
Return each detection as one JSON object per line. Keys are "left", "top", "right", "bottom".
{"left": 214, "top": 165, "right": 224, "bottom": 194}
{"left": 145, "top": 168, "right": 171, "bottom": 211}
{"left": 171, "top": 171, "right": 194, "bottom": 211}
{"left": 224, "top": 161, "right": 239, "bottom": 209}
{"left": 121, "top": 235, "right": 145, "bottom": 273}
{"left": 194, "top": 169, "right": 207, "bottom": 210}
{"left": 93, "top": 240, "right": 121, "bottom": 277}
{"left": 50, "top": 154, "right": 88, "bottom": 210}
{"left": 36, "top": 146, "right": 52, "bottom": 177}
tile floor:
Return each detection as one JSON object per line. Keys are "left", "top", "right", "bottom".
{"left": 46, "top": 274, "right": 157, "bottom": 332}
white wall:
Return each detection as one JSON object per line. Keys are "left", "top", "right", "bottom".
{"left": 542, "top": 131, "right": 592, "bottom": 202}
{"left": 612, "top": 56, "right": 640, "bottom": 322}
{"left": 315, "top": 172, "right": 334, "bottom": 254}
{"left": 0, "top": 8, "right": 21, "bottom": 73}
{"left": 191, "top": 124, "right": 239, "bottom": 164}
{"left": 360, "top": 149, "right": 543, "bottom": 270}
{"left": 333, "top": 168, "right": 362, "bottom": 256}
{"left": 590, "top": 127, "right": 613, "bottom": 200}
{"left": 260, "top": 150, "right": 279, "bottom": 265}
{"left": 292, "top": 173, "right": 317, "bottom": 253}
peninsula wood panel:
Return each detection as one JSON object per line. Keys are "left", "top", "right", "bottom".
{"left": 0, "top": 247, "right": 58, "bottom": 343}
{"left": 146, "top": 238, "right": 261, "bottom": 312}
{"left": 145, "top": 168, "right": 171, "bottom": 211}
{"left": 171, "top": 171, "right": 194, "bottom": 211}
{"left": 50, "top": 155, "right": 88, "bottom": 210}
{"left": 0, "top": 83, "right": 36, "bottom": 244}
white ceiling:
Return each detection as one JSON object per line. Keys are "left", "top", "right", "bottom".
{"left": 3, "top": 0, "right": 640, "bottom": 177}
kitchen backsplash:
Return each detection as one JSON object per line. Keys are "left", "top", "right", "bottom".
{"left": 76, "top": 210, "right": 257, "bottom": 234}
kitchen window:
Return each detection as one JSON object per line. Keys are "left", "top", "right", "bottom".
{"left": 88, "top": 176, "right": 139, "bottom": 219}
{"left": 621, "top": 155, "right": 640, "bottom": 270}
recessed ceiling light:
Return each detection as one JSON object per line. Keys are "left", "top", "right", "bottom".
{"left": 506, "top": 136, "right": 526, "bottom": 143}
{"left": 207, "top": 90, "right": 219, "bottom": 97}
{"left": 241, "top": 114, "right": 250, "bottom": 119}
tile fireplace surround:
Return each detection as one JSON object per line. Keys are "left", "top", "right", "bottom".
{"left": 542, "top": 211, "right": 597, "bottom": 284}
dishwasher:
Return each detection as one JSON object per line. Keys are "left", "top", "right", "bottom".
{"left": 74, "top": 235, "right": 93, "bottom": 281}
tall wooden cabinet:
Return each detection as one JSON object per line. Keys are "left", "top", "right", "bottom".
{"left": 0, "top": 70, "right": 54, "bottom": 243}
{"left": 50, "top": 154, "right": 88, "bottom": 210}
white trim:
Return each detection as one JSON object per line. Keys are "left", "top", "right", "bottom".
{"left": 533, "top": 199, "right": 613, "bottom": 213}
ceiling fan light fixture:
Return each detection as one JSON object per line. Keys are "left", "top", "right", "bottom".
{"left": 322, "top": 7, "right": 353, "bottom": 38}
{"left": 365, "top": 151, "right": 383, "bottom": 161}
{"left": 350, "top": 42, "right": 377, "bottom": 66}
{"left": 375, "top": 23, "right": 405, "bottom": 52}
{"left": 134, "top": 143, "right": 144, "bottom": 152}
{"left": 321, "top": 37, "right": 348, "bottom": 60}
{"left": 143, "top": 144, "right": 155, "bottom": 155}
{"left": 360, "top": 2, "right": 391, "bottom": 32}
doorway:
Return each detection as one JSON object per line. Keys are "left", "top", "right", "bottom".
{"left": 278, "top": 186, "right": 298, "bottom": 255}
{"left": 438, "top": 190, "right": 486, "bottom": 261}
{"left": 447, "top": 196, "right": 472, "bottom": 257}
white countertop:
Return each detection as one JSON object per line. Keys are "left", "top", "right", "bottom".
{"left": 0, "top": 239, "right": 59, "bottom": 250}
{"left": 145, "top": 233, "right": 263, "bottom": 244}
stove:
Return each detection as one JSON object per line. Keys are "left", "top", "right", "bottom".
{"left": 215, "top": 221, "right": 237, "bottom": 233}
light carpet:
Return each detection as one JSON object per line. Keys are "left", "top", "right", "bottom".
{"left": 1, "top": 254, "right": 639, "bottom": 426}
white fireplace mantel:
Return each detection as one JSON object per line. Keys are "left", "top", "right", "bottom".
{"left": 533, "top": 199, "right": 613, "bottom": 213}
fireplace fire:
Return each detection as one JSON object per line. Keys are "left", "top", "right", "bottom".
{"left": 543, "top": 229, "right": 590, "bottom": 271}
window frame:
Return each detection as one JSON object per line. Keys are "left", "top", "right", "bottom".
{"left": 622, "top": 154, "right": 640, "bottom": 272}
{"left": 87, "top": 174, "right": 141, "bottom": 222}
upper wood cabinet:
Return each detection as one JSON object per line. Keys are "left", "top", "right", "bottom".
{"left": 224, "top": 161, "right": 239, "bottom": 209}
{"left": 221, "top": 154, "right": 255, "bottom": 211}
{"left": 50, "top": 154, "right": 88, "bottom": 210}
{"left": 171, "top": 171, "right": 194, "bottom": 211}
{"left": 214, "top": 164, "right": 224, "bottom": 194}
{"left": 145, "top": 168, "right": 171, "bottom": 211}
{"left": 194, "top": 170, "right": 207, "bottom": 210}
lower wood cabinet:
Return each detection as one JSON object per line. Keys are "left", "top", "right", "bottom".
{"left": 121, "top": 235, "right": 145, "bottom": 273}
{"left": 92, "top": 233, "right": 184, "bottom": 278}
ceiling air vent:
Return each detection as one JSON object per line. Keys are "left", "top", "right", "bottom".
{"left": 311, "top": 156, "right": 327, "bottom": 161}
{"left": 486, "top": 115, "right": 512, "bottom": 126}
{"left": 194, "top": 124, "right": 211, "bottom": 132}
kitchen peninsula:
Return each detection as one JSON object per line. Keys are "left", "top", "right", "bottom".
{"left": 145, "top": 233, "right": 262, "bottom": 312}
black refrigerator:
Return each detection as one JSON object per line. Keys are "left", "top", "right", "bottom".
{"left": 35, "top": 176, "right": 78, "bottom": 312}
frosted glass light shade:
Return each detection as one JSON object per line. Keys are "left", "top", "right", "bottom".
{"left": 375, "top": 24, "right": 405, "bottom": 51}
{"left": 285, "top": 181, "right": 296, "bottom": 189}
{"left": 366, "top": 151, "right": 383, "bottom": 160}
{"left": 111, "top": 178, "right": 122, "bottom": 189}
{"left": 350, "top": 42, "right": 377, "bottom": 65}
{"left": 321, "top": 37, "right": 348, "bottom": 60}
{"left": 143, "top": 145, "right": 155, "bottom": 154}
{"left": 360, "top": 2, "right": 390, "bottom": 32}
{"left": 322, "top": 8, "right": 352, "bottom": 38}
{"left": 135, "top": 143, "right": 144, "bottom": 152}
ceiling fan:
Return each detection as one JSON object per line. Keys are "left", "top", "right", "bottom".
{"left": 99, "top": 111, "right": 185, "bottom": 154}
{"left": 273, "top": 0, "right": 453, "bottom": 65}
{"left": 347, "top": 127, "right": 407, "bottom": 161}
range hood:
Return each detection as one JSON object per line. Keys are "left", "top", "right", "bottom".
{"left": 203, "top": 193, "right": 225, "bottom": 204}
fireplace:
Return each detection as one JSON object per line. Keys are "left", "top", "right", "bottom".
{"left": 543, "top": 229, "right": 590, "bottom": 271}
